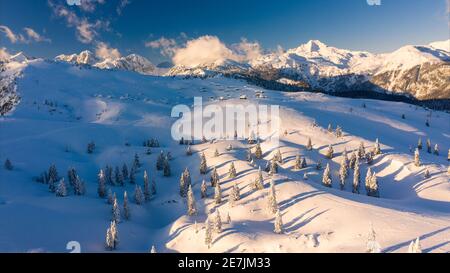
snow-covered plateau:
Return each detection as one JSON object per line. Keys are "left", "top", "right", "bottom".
{"left": 0, "top": 50, "right": 449, "bottom": 253}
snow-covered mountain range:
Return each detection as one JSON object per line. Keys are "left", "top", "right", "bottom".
{"left": 167, "top": 40, "right": 450, "bottom": 100}
{"left": 55, "top": 51, "right": 156, "bottom": 75}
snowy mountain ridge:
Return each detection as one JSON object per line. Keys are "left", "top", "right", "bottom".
{"left": 168, "top": 39, "right": 450, "bottom": 100}
{"left": 55, "top": 51, "right": 156, "bottom": 75}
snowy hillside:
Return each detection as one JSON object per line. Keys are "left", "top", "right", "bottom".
{"left": 168, "top": 40, "right": 450, "bottom": 100}
{"left": 0, "top": 59, "right": 449, "bottom": 253}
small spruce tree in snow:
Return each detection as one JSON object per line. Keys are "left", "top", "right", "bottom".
{"left": 56, "top": 178, "right": 68, "bottom": 197}
{"left": 365, "top": 168, "right": 373, "bottom": 193}
{"left": 228, "top": 162, "right": 237, "bottom": 178}
{"left": 433, "top": 144, "right": 439, "bottom": 156}
{"left": 255, "top": 141, "right": 263, "bottom": 159}
{"left": 352, "top": 157, "right": 361, "bottom": 194}
{"left": 122, "top": 163, "right": 129, "bottom": 181}
{"left": 214, "top": 148, "right": 219, "bottom": 157}
{"left": 322, "top": 163, "right": 332, "bottom": 188}
{"left": 368, "top": 172, "right": 379, "bottom": 197}
{"left": 306, "top": 137, "right": 313, "bottom": 151}
{"left": 269, "top": 157, "right": 278, "bottom": 175}
{"left": 156, "top": 151, "right": 165, "bottom": 170}
{"left": 327, "top": 123, "right": 333, "bottom": 133}
{"left": 186, "top": 145, "right": 193, "bottom": 156}
{"left": 73, "top": 175, "right": 86, "bottom": 195}
{"left": 48, "top": 164, "right": 59, "bottom": 186}
{"left": 358, "top": 142, "right": 366, "bottom": 159}
{"left": 199, "top": 152, "right": 208, "bottom": 174}
{"left": 201, "top": 180, "right": 208, "bottom": 198}
{"left": 107, "top": 189, "right": 113, "bottom": 204}
{"left": 187, "top": 185, "right": 197, "bottom": 216}
{"left": 374, "top": 138, "right": 382, "bottom": 155}
{"left": 143, "top": 170, "right": 151, "bottom": 201}
{"left": 339, "top": 156, "right": 349, "bottom": 190}
{"left": 254, "top": 167, "right": 264, "bottom": 190}
{"left": 123, "top": 191, "right": 130, "bottom": 220}
{"left": 98, "top": 169, "right": 107, "bottom": 198}
{"left": 226, "top": 144, "right": 233, "bottom": 151}
{"left": 316, "top": 160, "right": 322, "bottom": 170}
{"left": 424, "top": 168, "right": 430, "bottom": 179}
{"left": 210, "top": 166, "right": 219, "bottom": 187}
{"left": 112, "top": 195, "right": 121, "bottom": 223}
{"left": 105, "top": 221, "right": 119, "bottom": 251}
{"left": 335, "top": 126, "right": 343, "bottom": 138}
{"left": 414, "top": 148, "right": 421, "bottom": 167}
{"left": 179, "top": 172, "right": 187, "bottom": 197}
{"left": 365, "top": 152, "right": 374, "bottom": 165}
{"left": 214, "top": 209, "right": 222, "bottom": 233}
{"left": 105, "top": 166, "right": 113, "bottom": 185}
{"left": 230, "top": 182, "right": 240, "bottom": 204}
{"left": 163, "top": 156, "right": 171, "bottom": 177}
{"left": 246, "top": 148, "right": 252, "bottom": 162}
{"left": 426, "top": 139, "right": 432, "bottom": 153}
{"left": 129, "top": 166, "right": 136, "bottom": 184}
{"left": 366, "top": 225, "right": 381, "bottom": 253}
{"left": 150, "top": 245, "right": 157, "bottom": 253}
{"left": 4, "top": 158, "right": 12, "bottom": 170}
{"left": 274, "top": 209, "right": 283, "bottom": 234}
{"left": 87, "top": 141, "right": 96, "bottom": 154}
{"left": 204, "top": 218, "right": 212, "bottom": 249}
{"left": 275, "top": 149, "right": 283, "bottom": 164}
{"left": 325, "top": 144, "right": 334, "bottom": 159}
{"left": 267, "top": 180, "right": 278, "bottom": 214}
{"left": 408, "top": 237, "right": 422, "bottom": 253}
{"left": 134, "top": 185, "right": 144, "bottom": 205}
{"left": 226, "top": 212, "right": 231, "bottom": 224}
{"left": 300, "top": 157, "right": 307, "bottom": 169}
{"left": 417, "top": 138, "right": 422, "bottom": 150}
{"left": 293, "top": 154, "right": 301, "bottom": 170}
{"left": 133, "top": 153, "right": 141, "bottom": 169}
{"left": 115, "top": 166, "right": 123, "bottom": 186}
{"left": 349, "top": 152, "right": 357, "bottom": 169}
{"left": 214, "top": 182, "right": 222, "bottom": 204}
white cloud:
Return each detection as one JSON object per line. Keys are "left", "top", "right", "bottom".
{"left": 0, "top": 25, "right": 50, "bottom": 44}
{"left": 48, "top": 0, "right": 108, "bottom": 44}
{"left": 95, "top": 42, "right": 121, "bottom": 60}
{"left": 171, "top": 35, "right": 263, "bottom": 67}
{"left": 116, "top": 0, "right": 131, "bottom": 15}
{"left": 79, "top": 0, "right": 105, "bottom": 12}
{"left": 145, "top": 37, "right": 178, "bottom": 57}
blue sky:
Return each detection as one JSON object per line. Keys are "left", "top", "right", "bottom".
{"left": 0, "top": 0, "right": 448, "bottom": 64}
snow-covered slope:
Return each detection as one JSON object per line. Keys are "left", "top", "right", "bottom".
{"left": 168, "top": 40, "right": 450, "bottom": 100}
{"left": 55, "top": 51, "right": 156, "bottom": 75}
{"left": 0, "top": 60, "right": 449, "bottom": 253}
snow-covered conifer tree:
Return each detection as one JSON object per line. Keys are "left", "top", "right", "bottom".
{"left": 123, "top": 191, "right": 130, "bottom": 220}
{"left": 368, "top": 172, "right": 379, "bottom": 197}
{"left": 129, "top": 166, "right": 136, "bottom": 184}
{"left": 186, "top": 145, "right": 193, "bottom": 156}
{"left": 98, "top": 169, "right": 107, "bottom": 198}
{"left": 134, "top": 185, "right": 144, "bottom": 205}
{"left": 424, "top": 168, "right": 430, "bottom": 179}
{"left": 254, "top": 166, "right": 264, "bottom": 190}
{"left": 210, "top": 166, "right": 219, "bottom": 187}
{"left": 230, "top": 182, "right": 240, "bottom": 204}
{"left": 246, "top": 148, "right": 252, "bottom": 162}
{"left": 4, "top": 158, "right": 12, "bottom": 170}
{"left": 214, "top": 148, "right": 219, "bottom": 157}
{"left": 122, "top": 163, "right": 129, "bottom": 181}
{"left": 374, "top": 138, "right": 382, "bottom": 155}
{"left": 366, "top": 224, "right": 381, "bottom": 253}
{"left": 408, "top": 237, "right": 422, "bottom": 253}
{"left": 352, "top": 157, "right": 360, "bottom": 194}
{"left": 56, "top": 178, "right": 68, "bottom": 197}
{"left": 316, "top": 160, "right": 322, "bottom": 170}
{"left": 293, "top": 154, "right": 301, "bottom": 170}
{"left": 433, "top": 144, "right": 439, "bottom": 156}
{"left": 255, "top": 141, "right": 263, "bottom": 159}
{"left": 417, "top": 138, "right": 422, "bottom": 150}
{"left": 322, "top": 163, "right": 332, "bottom": 188}
{"left": 325, "top": 144, "right": 334, "bottom": 159}
{"left": 306, "top": 137, "right": 313, "bottom": 151}
{"left": 204, "top": 218, "right": 212, "bottom": 248}
{"left": 73, "top": 175, "right": 86, "bottom": 195}
{"left": 214, "top": 182, "right": 222, "bottom": 204}
{"left": 179, "top": 172, "right": 187, "bottom": 197}
{"left": 267, "top": 180, "right": 278, "bottom": 214}
{"left": 163, "top": 156, "right": 171, "bottom": 177}
{"left": 133, "top": 153, "right": 141, "bottom": 169}
{"left": 199, "top": 152, "right": 208, "bottom": 174}
{"left": 112, "top": 195, "right": 121, "bottom": 222}
{"left": 300, "top": 157, "right": 307, "bottom": 169}
{"left": 156, "top": 151, "right": 165, "bottom": 170}
{"left": 366, "top": 151, "right": 374, "bottom": 165}
{"left": 269, "top": 157, "right": 278, "bottom": 175}
{"left": 358, "top": 142, "right": 366, "bottom": 159}
{"left": 414, "top": 148, "right": 421, "bottom": 167}
{"left": 339, "top": 156, "right": 349, "bottom": 190}
{"left": 150, "top": 245, "right": 157, "bottom": 253}
{"left": 349, "top": 152, "right": 357, "bottom": 169}
{"left": 365, "top": 168, "right": 373, "bottom": 193}
{"left": 228, "top": 162, "right": 237, "bottom": 178}
{"left": 275, "top": 149, "right": 283, "bottom": 163}
{"left": 144, "top": 170, "right": 151, "bottom": 201}
{"left": 214, "top": 209, "right": 222, "bottom": 233}
{"left": 274, "top": 209, "right": 283, "bottom": 234}
{"left": 107, "top": 189, "right": 113, "bottom": 204}
{"left": 187, "top": 185, "right": 197, "bottom": 216}
{"left": 115, "top": 166, "right": 123, "bottom": 186}
{"left": 201, "top": 180, "right": 207, "bottom": 198}
{"left": 327, "top": 123, "right": 333, "bottom": 133}
{"left": 226, "top": 212, "right": 231, "bottom": 224}
{"left": 426, "top": 139, "right": 432, "bottom": 153}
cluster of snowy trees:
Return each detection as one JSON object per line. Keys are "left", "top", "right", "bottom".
{"left": 319, "top": 140, "right": 382, "bottom": 197}
{"left": 204, "top": 209, "right": 232, "bottom": 248}
{"left": 143, "top": 138, "right": 160, "bottom": 148}
{"left": 416, "top": 137, "right": 440, "bottom": 156}
{"left": 35, "top": 164, "right": 86, "bottom": 197}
